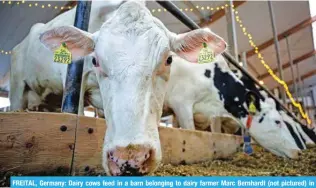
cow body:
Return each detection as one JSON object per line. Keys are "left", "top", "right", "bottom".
{"left": 9, "top": 1, "right": 122, "bottom": 113}
{"left": 163, "top": 54, "right": 302, "bottom": 159}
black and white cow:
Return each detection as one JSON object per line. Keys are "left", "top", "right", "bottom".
{"left": 233, "top": 69, "right": 316, "bottom": 150}
{"left": 162, "top": 53, "right": 303, "bottom": 159}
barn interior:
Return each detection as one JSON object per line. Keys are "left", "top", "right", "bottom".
{"left": 0, "top": 0, "right": 315, "bottom": 126}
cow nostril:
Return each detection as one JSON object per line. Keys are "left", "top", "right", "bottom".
{"left": 166, "top": 56, "right": 172, "bottom": 65}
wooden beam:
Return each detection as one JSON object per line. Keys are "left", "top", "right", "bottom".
{"left": 72, "top": 115, "right": 242, "bottom": 174}
{"left": 199, "top": 1, "right": 246, "bottom": 27}
{"left": 247, "top": 16, "right": 316, "bottom": 58}
{"left": 0, "top": 112, "right": 242, "bottom": 175}
{"left": 272, "top": 69, "right": 316, "bottom": 90}
{"left": 0, "top": 112, "right": 77, "bottom": 174}
{"left": 286, "top": 69, "right": 316, "bottom": 86}
{"left": 258, "top": 50, "right": 316, "bottom": 80}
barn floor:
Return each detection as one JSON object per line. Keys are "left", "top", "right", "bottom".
{"left": 1, "top": 145, "right": 316, "bottom": 186}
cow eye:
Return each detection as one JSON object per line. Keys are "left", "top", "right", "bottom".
{"left": 92, "top": 57, "right": 99, "bottom": 67}
{"left": 275, "top": 120, "right": 281, "bottom": 124}
{"left": 166, "top": 56, "right": 172, "bottom": 66}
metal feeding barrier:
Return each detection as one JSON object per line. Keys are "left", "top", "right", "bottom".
{"left": 156, "top": 0, "right": 304, "bottom": 125}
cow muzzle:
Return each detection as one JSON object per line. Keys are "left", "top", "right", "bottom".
{"left": 107, "top": 144, "right": 155, "bottom": 176}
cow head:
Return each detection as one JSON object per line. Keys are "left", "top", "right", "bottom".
{"left": 246, "top": 96, "right": 302, "bottom": 158}
{"left": 39, "top": 1, "right": 227, "bottom": 176}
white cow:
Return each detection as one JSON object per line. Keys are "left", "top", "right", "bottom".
{"left": 9, "top": 1, "right": 123, "bottom": 112}
{"left": 162, "top": 54, "right": 302, "bottom": 159}
{"left": 38, "top": 1, "right": 228, "bottom": 176}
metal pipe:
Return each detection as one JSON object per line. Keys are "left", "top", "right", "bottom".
{"left": 296, "top": 63, "right": 303, "bottom": 104}
{"left": 61, "top": 1, "right": 92, "bottom": 114}
{"left": 241, "top": 52, "right": 248, "bottom": 70}
{"left": 285, "top": 36, "right": 298, "bottom": 101}
{"left": 268, "top": 0, "right": 286, "bottom": 104}
{"left": 156, "top": 0, "right": 303, "bottom": 124}
{"left": 156, "top": 1, "right": 200, "bottom": 30}
{"left": 226, "top": 0, "right": 239, "bottom": 61}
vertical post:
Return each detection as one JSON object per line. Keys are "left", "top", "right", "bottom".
{"left": 241, "top": 52, "right": 248, "bottom": 70}
{"left": 240, "top": 51, "right": 248, "bottom": 137}
{"left": 273, "top": 88, "right": 279, "bottom": 99}
{"left": 296, "top": 63, "right": 303, "bottom": 105}
{"left": 302, "top": 80, "right": 307, "bottom": 110}
{"left": 268, "top": 0, "right": 286, "bottom": 104}
{"left": 285, "top": 36, "right": 298, "bottom": 100}
{"left": 226, "top": 0, "right": 239, "bottom": 62}
{"left": 61, "top": 1, "right": 92, "bottom": 114}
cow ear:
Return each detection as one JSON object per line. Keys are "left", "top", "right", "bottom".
{"left": 170, "top": 28, "right": 227, "bottom": 63}
{"left": 39, "top": 26, "right": 95, "bottom": 60}
{"left": 245, "top": 91, "right": 261, "bottom": 113}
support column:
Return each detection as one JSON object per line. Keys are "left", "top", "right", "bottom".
{"left": 285, "top": 36, "right": 299, "bottom": 101}
{"left": 61, "top": 1, "right": 92, "bottom": 114}
{"left": 273, "top": 88, "right": 280, "bottom": 99}
{"left": 226, "top": 0, "right": 239, "bottom": 66}
{"left": 268, "top": 0, "right": 286, "bottom": 104}
{"left": 241, "top": 52, "right": 248, "bottom": 70}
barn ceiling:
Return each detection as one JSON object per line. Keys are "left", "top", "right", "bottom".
{"left": 0, "top": 0, "right": 315, "bottom": 100}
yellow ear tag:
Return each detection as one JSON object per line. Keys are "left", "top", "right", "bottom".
{"left": 198, "top": 42, "right": 215, "bottom": 64}
{"left": 248, "top": 95, "right": 257, "bottom": 114}
{"left": 53, "top": 43, "right": 72, "bottom": 64}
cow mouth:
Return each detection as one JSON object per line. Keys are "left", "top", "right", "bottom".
{"left": 107, "top": 148, "right": 156, "bottom": 176}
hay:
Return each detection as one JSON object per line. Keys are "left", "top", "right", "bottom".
{"left": 152, "top": 145, "right": 316, "bottom": 176}
{"left": 1, "top": 145, "right": 316, "bottom": 187}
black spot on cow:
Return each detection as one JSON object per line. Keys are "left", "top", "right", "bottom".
{"left": 213, "top": 63, "right": 260, "bottom": 119}
{"left": 299, "top": 123, "right": 316, "bottom": 143}
{"left": 204, "top": 69, "right": 211, "bottom": 78}
{"left": 284, "top": 121, "right": 305, "bottom": 150}
{"left": 239, "top": 75, "right": 265, "bottom": 102}
{"left": 259, "top": 113, "right": 266, "bottom": 123}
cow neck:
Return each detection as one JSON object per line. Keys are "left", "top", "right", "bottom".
{"left": 213, "top": 63, "right": 253, "bottom": 120}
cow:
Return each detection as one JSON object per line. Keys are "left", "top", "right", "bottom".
{"left": 232, "top": 69, "right": 316, "bottom": 149}
{"left": 38, "top": 0, "right": 228, "bottom": 176}
{"left": 162, "top": 53, "right": 303, "bottom": 159}
{"left": 258, "top": 89, "right": 316, "bottom": 147}
{"left": 9, "top": 0, "right": 123, "bottom": 113}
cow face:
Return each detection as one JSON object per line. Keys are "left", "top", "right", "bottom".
{"left": 247, "top": 99, "right": 302, "bottom": 158}
{"left": 39, "top": 1, "right": 227, "bottom": 176}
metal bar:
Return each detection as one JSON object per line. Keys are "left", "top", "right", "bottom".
{"left": 241, "top": 52, "right": 248, "bottom": 70}
{"left": 156, "top": 1, "right": 199, "bottom": 30}
{"left": 156, "top": 0, "right": 303, "bottom": 124}
{"left": 226, "top": 0, "right": 239, "bottom": 61}
{"left": 285, "top": 36, "right": 298, "bottom": 100}
{"left": 61, "top": 1, "right": 92, "bottom": 114}
{"left": 268, "top": 0, "right": 286, "bottom": 104}
{"left": 296, "top": 63, "right": 303, "bottom": 104}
